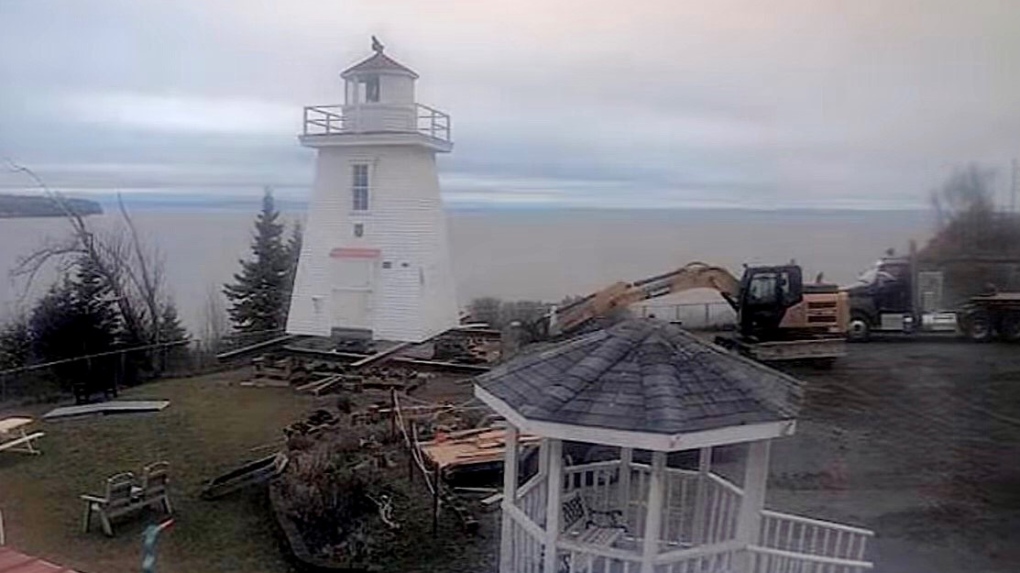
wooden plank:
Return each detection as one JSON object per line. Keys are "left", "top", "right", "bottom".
{"left": 216, "top": 334, "right": 296, "bottom": 361}
{"left": 349, "top": 342, "right": 413, "bottom": 369}
{"left": 284, "top": 344, "right": 491, "bottom": 374}
{"left": 240, "top": 379, "right": 291, "bottom": 388}
{"left": 311, "top": 375, "right": 345, "bottom": 396}
{"left": 43, "top": 401, "right": 170, "bottom": 420}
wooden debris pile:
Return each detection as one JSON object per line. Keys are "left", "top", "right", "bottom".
{"left": 243, "top": 355, "right": 306, "bottom": 388}
{"left": 284, "top": 409, "right": 341, "bottom": 438}
{"left": 433, "top": 336, "right": 493, "bottom": 364}
{"left": 242, "top": 354, "right": 438, "bottom": 396}
{"left": 420, "top": 427, "right": 541, "bottom": 472}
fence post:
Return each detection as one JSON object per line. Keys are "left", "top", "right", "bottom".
{"left": 432, "top": 463, "right": 441, "bottom": 536}
{"left": 409, "top": 423, "right": 416, "bottom": 483}
{"left": 390, "top": 389, "right": 398, "bottom": 439}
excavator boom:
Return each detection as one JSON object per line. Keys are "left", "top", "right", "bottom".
{"left": 550, "top": 262, "right": 741, "bottom": 337}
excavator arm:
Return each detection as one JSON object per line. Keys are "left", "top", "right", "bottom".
{"left": 545, "top": 262, "right": 741, "bottom": 338}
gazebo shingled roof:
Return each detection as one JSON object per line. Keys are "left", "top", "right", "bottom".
{"left": 477, "top": 319, "right": 803, "bottom": 435}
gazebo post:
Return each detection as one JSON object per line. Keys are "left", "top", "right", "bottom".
{"left": 538, "top": 438, "right": 550, "bottom": 479}
{"left": 499, "top": 424, "right": 519, "bottom": 573}
{"left": 617, "top": 447, "right": 633, "bottom": 519}
{"left": 542, "top": 439, "right": 564, "bottom": 573}
{"left": 692, "top": 446, "right": 712, "bottom": 543}
{"left": 735, "top": 440, "right": 771, "bottom": 568}
{"left": 640, "top": 450, "right": 666, "bottom": 573}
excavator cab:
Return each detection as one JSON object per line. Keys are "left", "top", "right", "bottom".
{"left": 737, "top": 265, "right": 803, "bottom": 337}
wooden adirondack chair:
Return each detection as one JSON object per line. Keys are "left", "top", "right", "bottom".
{"left": 137, "top": 461, "right": 173, "bottom": 514}
{"left": 81, "top": 472, "right": 137, "bottom": 537}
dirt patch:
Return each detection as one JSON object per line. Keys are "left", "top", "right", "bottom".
{"left": 775, "top": 340, "right": 1020, "bottom": 573}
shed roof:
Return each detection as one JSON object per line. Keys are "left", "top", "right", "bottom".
{"left": 476, "top": 319, "right": 803, "bottom": 437}
{"left": 341, "top": 51, "right": 419, "bottom": 79}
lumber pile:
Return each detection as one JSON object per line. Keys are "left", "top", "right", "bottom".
{"left": 420, "top": 427, "right": 541, "bottom": 470}
{"left": 433, "top": 334, "right": 501, "bottom": 364}
{"left": 244, "top": 355, "right": 307, "bottom": 387}
{"left": 245, "top": 354, "right": 438, "bottom": 396}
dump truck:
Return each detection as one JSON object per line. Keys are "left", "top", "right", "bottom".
{"left": 535, "top": 262, "right": 849, "bottom": 364}
{"left": 845, "top": 243, "right": 1020, "bottom": 342}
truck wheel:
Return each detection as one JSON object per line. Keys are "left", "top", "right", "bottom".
{"left": 847, "top": 314, "right": 870, "bottom": 342}
{"left": 965, "top": 310, "right": 993, "bottom": 342}
{"left": 999, "top": 312, "right": 1020, "bottom": 342}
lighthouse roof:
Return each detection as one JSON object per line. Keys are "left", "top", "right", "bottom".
{"left": 475, "top": 319, "right": 803, "bottom": 445}
{"left": 341, "top": 50, "right": 419, "bottom": 79}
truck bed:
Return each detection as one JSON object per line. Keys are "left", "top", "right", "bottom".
{"left": 969, "top": 292, "right": 1020, "bottom": 305}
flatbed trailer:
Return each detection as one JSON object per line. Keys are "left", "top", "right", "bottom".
{"left": 957, "top": 292, "right": 1020, "bottom": 342}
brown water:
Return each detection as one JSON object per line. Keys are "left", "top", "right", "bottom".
{"left": 0, "top": 208, "right": 931, "bottom": 333}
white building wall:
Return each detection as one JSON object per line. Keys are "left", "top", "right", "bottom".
{"left": 379, "top": 75, "right": 415, "bottom": 104}
{"left": 287, "top": 144, "right": 459, "bottom": 342}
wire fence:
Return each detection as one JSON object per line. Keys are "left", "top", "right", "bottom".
{"left": 0, "top": 304, "right": 734, "bottom": 406}
{"left": 0, "top": 329, "right": 285, "bottom": 405}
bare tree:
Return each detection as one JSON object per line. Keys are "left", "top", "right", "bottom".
{"left": 923, "top": 163, "right": 1020, "bottom": 299}
{"left": 201, "top": 284, "right": 229, "bottom": 352}
{"left": 930, "top": 163, "right": 997, "bottom": 230}
{"left": 5, "top": 160, "right": 181, "bottom": 347}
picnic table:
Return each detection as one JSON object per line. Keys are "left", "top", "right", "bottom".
{"left": 0, "top": 418, "right": 44, "bottom": 455}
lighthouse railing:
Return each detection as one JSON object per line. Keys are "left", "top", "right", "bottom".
{"left": 303, "top": 103, "right": 451, "bottom": 142}
{"left": 416, "top": 103, "right": 451, "bottom": 142}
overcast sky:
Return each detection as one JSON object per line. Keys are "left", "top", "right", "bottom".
{"left": 1, "top": 0, "right": 1019, "bottom": 209}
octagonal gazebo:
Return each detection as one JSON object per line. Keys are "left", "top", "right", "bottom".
{"left": 475, "top": 320, "right": 874, "bottom": 573}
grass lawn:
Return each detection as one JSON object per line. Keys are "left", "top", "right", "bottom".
{"left": 0, "top": 369, "right": 320, "bottom": 573}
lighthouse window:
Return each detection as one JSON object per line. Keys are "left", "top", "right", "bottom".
{"left": 364, "top": 76, "right": 380, "bottom": 102}
{"left": 352, "top": 164, "right": 370, "bottom": 211}
{"left": 353, "top": 223, "right": 364, "bottom": 237}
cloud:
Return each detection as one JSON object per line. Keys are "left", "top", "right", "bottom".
{"left": 59, "top": 92, "right": 295, "bottom": 135}
{"left": 2, "top": 0, "right": 1020, "bottom": 209}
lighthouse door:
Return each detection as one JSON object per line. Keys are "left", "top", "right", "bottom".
{"left": 330, "top": 258, "right": 375, "bottom": 330}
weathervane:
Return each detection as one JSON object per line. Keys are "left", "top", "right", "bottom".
{"left": 371, "top": 36, "right": 384, "bottom": 53}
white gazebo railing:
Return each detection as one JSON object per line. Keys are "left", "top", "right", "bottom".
{"left": 504, "top": 456, "right": 874, "bottom": 573}
{"left": 749, "top": 511, "right": 875, "bottom": 573}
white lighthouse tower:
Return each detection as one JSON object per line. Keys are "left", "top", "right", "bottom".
{"left": 287, "top": 39, "right": 459, "bottom": 343}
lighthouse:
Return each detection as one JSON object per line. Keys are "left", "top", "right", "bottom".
{"left": 286, "top": 39, "right": 459, "bottom": 343}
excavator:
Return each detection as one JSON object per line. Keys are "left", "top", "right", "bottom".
{"left": 536, "top": 262, "right": 849, "bottom": 364}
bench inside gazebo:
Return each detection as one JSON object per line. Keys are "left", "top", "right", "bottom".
{"left": 475, "top": 319, "right": 874, "bottom": 573}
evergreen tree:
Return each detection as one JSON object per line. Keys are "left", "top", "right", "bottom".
{"left": 224, "top": 188, "right": 290, "bottom": 333}
{"left": 31, "top": 261, "right": 118, "bottom": 362}
{"left": 75, "top": 256, "right": 120, "bottom": 349}
{"left": 0, "top": 317, "right": 31, "bottom": 371}
{"left": 157, "top": 302, "right": 188, "bottom": 343}
{"left": 29, "top": 257, "right": 119, "bottom": 391}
